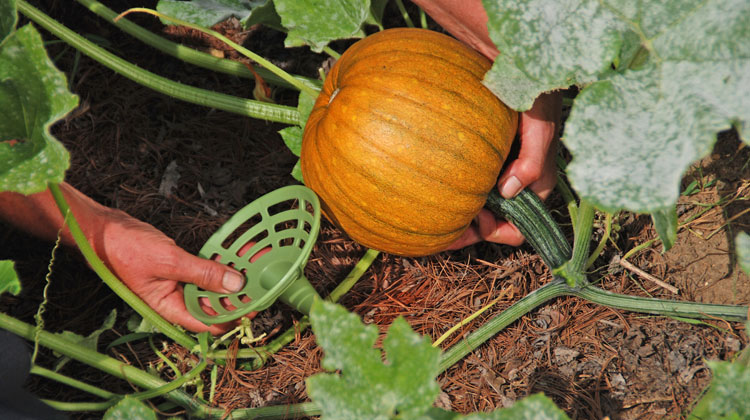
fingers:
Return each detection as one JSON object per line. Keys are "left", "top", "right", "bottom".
{"left": 157, "top": 293, "right": 236, "bottom": 335}
{"left": 446, "top": 209, "right": 525, "bottom": 250}
{"left": 164, "top": 248, "right": 245, "bottom": 294}
{"left": 498, "top": 92, "right": 562, "bottom": 200}
{"left": 475, "top": 209, "right": 525, "bottom": 246}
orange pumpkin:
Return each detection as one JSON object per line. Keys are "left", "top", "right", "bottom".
{"left": 301, "top": 28, "right": 518, "bottom": 256}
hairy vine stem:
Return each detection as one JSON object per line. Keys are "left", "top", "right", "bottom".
{"left": 442, "top": 188, "right": 750, "bottom": 370}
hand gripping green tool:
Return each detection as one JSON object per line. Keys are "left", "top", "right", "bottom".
{"left": 184, "top": 185, "right": 322, "bottom": 325}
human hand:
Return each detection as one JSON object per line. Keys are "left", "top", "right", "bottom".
{"left": 0, "top": 183, "right": 251, "bottom": 334}
{"left": 411, "top": 0, "right": 562, "bottom": 249}
{"left": 447, "top": 92, "right": 561, "bottom": 249}
{"left": 90, "top": 207, "right": 248, "bottom": 335}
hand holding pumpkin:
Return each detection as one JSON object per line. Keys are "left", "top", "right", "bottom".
{"left": 447, "top": 92, "right": 562, "bottom": 249}
{"left": 413, "top": 0, "right": 563, "bottom": 249}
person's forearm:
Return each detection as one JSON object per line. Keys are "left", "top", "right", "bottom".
{"left": 0, "top": 183, "right": 107, "bottom": 249}
{"left": 411, "top": 0, "right": 498, "bottom": 60}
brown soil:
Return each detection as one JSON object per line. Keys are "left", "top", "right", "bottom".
{"left": 2, "top": 1, "right": 748, "bottom": 419}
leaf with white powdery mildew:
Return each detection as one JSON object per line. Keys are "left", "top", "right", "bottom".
{"left": 273, "top": 0, "right": 371, "bottom": 52}
{"left": 565, "top": 0, "right": 750, "bottom": 222}
{"left": 307, "top": 301, "right": 441, "bottom": 419}
{"left": 0, "top": 22, "right": 78, "bottom": 194}
{"left": 482, "top": 0, "right": 624, "bottom": 110}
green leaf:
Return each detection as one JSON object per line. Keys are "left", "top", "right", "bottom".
{"left": 307, "top": 301, "right": 441, "bottom": 420}
{"left": 279, "top": 126, "right": 302, "bottom": 156}
{"left": 0, "top": 24, "right": 77, "bottom": 194}
{"left": 103, "top": 396, "right": 157, "bottom": 420}
{"left": 462, "top": 394, "right": 570, "bottom": 420}
{"left": 290, "top": 159, "right": 303, "bottom": 183}
{"left": 156, "top": 0, "right": 281, "bottom": 30}
{"left": 0, "top": 260, "right": 21, "bottom": 296}
{"left": 54, "top": 309, "right": 117, "bottom": 371}
{"left": 482, "top": 0, "right": 623, "bottom": 110}
{"left": 273, "top": 0, "right": 370, "bottom": 52}
{"left": 737, "top": 232, "right": 750, "bottom": 276}
{"left": 651, "top": 206, "right": 677, "bottom": 252}
{"left": 0, "top": 0, "right": 17, "bottom": 41}
{"left": 688, "top": 360, "right": 750, "bottom": 419}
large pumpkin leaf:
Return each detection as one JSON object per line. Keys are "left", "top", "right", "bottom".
{"left": 307, "top": 301, "right": 442, "bottom": 419}
{"left": 482, "top": 0, "right": 749, "bottom": 249}
{"left": 564, "top": 0, "right": 749, "bottom": 216}
{"left": 0, "top": 22, "right": 77, "bottom": 194}
{"left": 273, "top": 0, "right": 373, "bottom": 52}
{"left": 155, "top": 0, "right": 282, "bottom": 30}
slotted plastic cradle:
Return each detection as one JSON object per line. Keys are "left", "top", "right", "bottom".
{"left": 184, "top": 185, "right": 321, "bottom": 325}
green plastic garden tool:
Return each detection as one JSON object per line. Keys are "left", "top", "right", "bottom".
{"left": 184, "top": 185, "right": 321, "bottom": 325}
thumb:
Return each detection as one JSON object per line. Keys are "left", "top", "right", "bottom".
{"left": 167, "top": 249, "right": 245, "bottom": 294}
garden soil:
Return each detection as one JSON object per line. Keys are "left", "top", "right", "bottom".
{"left": 2, "top": 1, "right": 748, "bottom": 419}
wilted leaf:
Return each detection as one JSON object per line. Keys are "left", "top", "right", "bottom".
{"left": 54, "top": 309, "right": 117, "bottom": 371}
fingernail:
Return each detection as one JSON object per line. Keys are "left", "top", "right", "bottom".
{"left": 222, "top": 272, "right": 244, "bottom": 293}
{"left": 501, "top": 176, "right": 522, "bottom": 198}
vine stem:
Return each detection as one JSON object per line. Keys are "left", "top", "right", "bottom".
{"left": 116, "top": 8, "right": 319, "bottom": 99}
{"left": 440, "top": 277, "right": 749, "bottom": 373}
{"left": 553, "top": 199, "right": 595, "bottom": 286}
{"left": 444, "top": 188, "right": 749, "bottom": 372}
{"left": 74, "top": 0, "right": 320, "bottom": 90}
{"left": 47, "top": 183, "right": 197, "bottom": 350}
{"left": 30, "top": 365, "right": 118, "bottom": 400}
{"left": 0, "top": 312, "right": 322, "bottom": 418}
{"left": 17, "top": 0, "right": 301, "bottom": 125}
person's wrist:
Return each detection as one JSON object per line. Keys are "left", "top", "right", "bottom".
{"left": 58, "top": 183, "right": 116, "bottom": 259}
